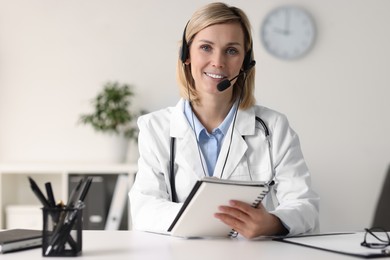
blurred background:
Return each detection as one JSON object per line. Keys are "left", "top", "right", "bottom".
{"left": 0, "top": 0, "right": 389, "bottom": 232}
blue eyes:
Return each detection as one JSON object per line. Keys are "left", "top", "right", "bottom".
{"left": 200, "top": 45, "right": 239, "bottom": 56}
{"left": 226, "top": 48, "right": 238, "bottom": 55}
{"left": 200, "top": 45, "right": 212, "bottom": 52}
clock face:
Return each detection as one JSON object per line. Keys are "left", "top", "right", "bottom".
{"left": 261, "top": 6, "right": 316, "bottom": 60}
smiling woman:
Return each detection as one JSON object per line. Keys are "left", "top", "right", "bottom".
{"left": 129, "top": 2, "right": 319, "bottom": 239}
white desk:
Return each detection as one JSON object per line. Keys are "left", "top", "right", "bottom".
{"left": 1, "top": 230, "right": 362, "bottom": 260}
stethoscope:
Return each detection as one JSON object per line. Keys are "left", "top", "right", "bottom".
{"left": 168, "top": 116, "right": 275, "bottom": 203}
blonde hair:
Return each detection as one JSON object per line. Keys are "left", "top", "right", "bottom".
{"left": 176, "top": 2, "right": 255, "bottom": 109}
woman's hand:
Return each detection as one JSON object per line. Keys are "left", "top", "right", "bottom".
{"left": 214, "top": 200, "right": 288, "bottom": 239}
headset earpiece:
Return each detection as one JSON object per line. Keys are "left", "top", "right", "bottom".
{"left": 180, "top": 22, "right": 190, "bottom": 63}
{"left": 243, "top": 48, "right": 253, "bottom": 71}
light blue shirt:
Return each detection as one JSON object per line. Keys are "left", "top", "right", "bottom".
{"left": 184, "top": 100, "right": 237, "bottom": 176}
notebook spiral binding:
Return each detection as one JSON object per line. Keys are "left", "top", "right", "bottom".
{"left": 228, "top": 188, "right": 270, "bottom": 238}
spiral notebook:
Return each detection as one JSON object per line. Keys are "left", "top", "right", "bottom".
{"left": 168, "top": 177, "right": 270, "bottom": 238}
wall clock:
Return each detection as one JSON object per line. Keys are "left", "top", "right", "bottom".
{"left": 261, "top": 6, "right": 316, "bottom": 60}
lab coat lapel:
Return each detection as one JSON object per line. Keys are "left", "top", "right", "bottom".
{"left": 214, "top": 127, "right": 247, "bottom": 179}
{"left": 170, "top": 99, "right": 205, "bottom": 179}
{"left": 177, "top": 130, "right": 205, "bottom": 179}
{"left": 214, "top": 107, "right": 256, "bottom": 179}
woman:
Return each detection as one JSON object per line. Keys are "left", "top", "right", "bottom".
{"left": 130, "top": 2, "right": 319, "bottom": 239}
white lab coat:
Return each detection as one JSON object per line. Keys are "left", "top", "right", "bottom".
{"left": 129, "top": 99, "right": 319, "bottom": 236}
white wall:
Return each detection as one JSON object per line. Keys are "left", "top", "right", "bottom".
{"left": 0, "top": 0, "right": 389, "bottom": 232}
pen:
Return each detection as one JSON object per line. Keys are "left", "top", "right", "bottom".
{"left": 68, "top": 176, "right": 92, "bottom": 206}
{"left": 28, "top": 177, "right": 51, "bottom": 208}
{"left": 45, "top": 182, "right": 56, "bottom": 208}
{"left": 79, "top": 177, "right": 93, "bottom": 202}
{"left": 67, "top": 177, "right": 84, "bottom": 207}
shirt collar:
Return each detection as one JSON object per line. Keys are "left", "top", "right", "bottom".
{"left": 183, "top": 100, "right": 238, "bottom": 140}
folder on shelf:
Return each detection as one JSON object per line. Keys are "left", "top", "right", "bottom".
{"left": 105, "top": 174, "right": 129, "bottom": 230}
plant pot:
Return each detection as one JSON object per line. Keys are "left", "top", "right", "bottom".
{"left": 87, "top": 134, "right": 129, "bottom": 164}
{"left": 126, "top": 139, "right": 139, "bottom": 163}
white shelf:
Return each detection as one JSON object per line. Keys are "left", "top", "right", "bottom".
{"left": 0, "top": 163, "right": 137, "bottom": 229}
{"left": 0, "top": 163, "right": 138, "bottom": 173}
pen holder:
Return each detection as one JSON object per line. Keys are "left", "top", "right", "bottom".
{"left": 42, "top": 203, "right": 84, "bottom": 257}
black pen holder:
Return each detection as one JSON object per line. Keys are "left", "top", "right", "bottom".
{"left": 42, "top": 204, "right": 84, "bottom": 257}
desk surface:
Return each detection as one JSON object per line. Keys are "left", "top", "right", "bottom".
{"left": 2, "top": 230, "right": 360, "bottom": 260}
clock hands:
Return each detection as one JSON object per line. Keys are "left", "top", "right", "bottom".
{"left": 273, "top": 8, "right": 290, "bottom": 36}
{"left": 273, "top": 27, "right": 288, "bottom": 35}
{"left": 284, "top": 8, "right": 290, "bottom": 34}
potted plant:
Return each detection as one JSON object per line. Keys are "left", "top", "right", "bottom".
{"left": 79, "top": 81, "right": 144, "bottom": 162}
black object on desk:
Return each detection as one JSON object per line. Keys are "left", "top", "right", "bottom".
{"left": 274, "top": 232, "right": 390, "bottom": 259}
{"left": 0, "top": 229, "right": 42, "bottom": 254}
{"left": 27, "top": 176, "right": 93, "bottom": 257}
{"left": 372, "top": 165, "right": 390, "bottom": 231}
{"left": 42, "top": 201, "right": 85, "bottom": 257}
{"left": 42, "top": 176, "right": 92, "bottom": 257}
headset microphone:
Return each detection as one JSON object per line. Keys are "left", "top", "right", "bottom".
{"left": 216, "top": 60, "right": 256, "bottom": 92}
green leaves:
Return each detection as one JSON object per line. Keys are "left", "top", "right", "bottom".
{"left": 79, "top": 82, "right": 143, "bottom": 140}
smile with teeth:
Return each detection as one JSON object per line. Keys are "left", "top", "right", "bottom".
{"left": 205, "top": 72, "right": 225, "bottom": 79}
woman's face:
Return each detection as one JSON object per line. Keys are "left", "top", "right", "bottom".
{"left": 188, "top": 22, "right": 246, "bottom": 96}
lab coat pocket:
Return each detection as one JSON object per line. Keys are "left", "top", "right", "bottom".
{"left": 229, "top": 164, "right": 270, "bottom": 182}
{"left": 248, "top": 164, "right": 272, "bottom": 182}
